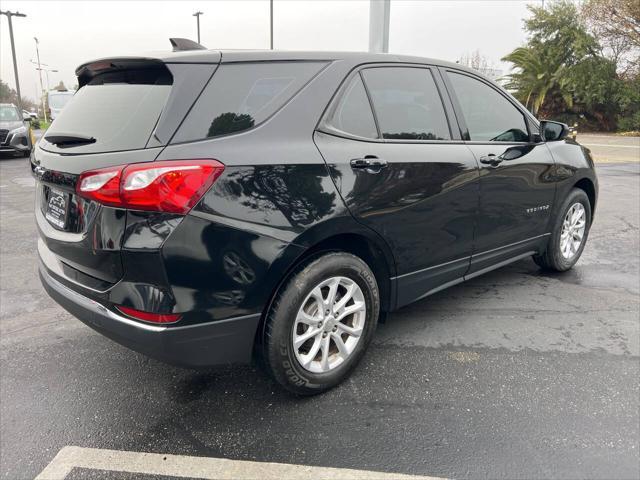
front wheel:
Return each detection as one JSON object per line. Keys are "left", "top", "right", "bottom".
{"left": 263, "top": 252, "right": 379, "bottom": 395}
{"left": 534, "top": 188, "right": 591, "bottom": 271}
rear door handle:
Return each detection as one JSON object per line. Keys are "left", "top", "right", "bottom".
{"left": 479, "top": 154, "right": 503, "bottom": 166}
{"left": 350, "top": 156, "right": 388, "bottom": 172}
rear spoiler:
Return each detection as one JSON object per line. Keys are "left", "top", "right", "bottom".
{"left": 76, "top": 58, "right": 166, "bottom": 88}
{"left": 76, "top": 39, "right": 218, "bottom": 88}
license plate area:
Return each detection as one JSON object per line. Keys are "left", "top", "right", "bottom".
{"left": 45, "top": 187, "right": 70, "bottom": 230}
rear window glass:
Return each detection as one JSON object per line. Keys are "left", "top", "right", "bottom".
{"left": 172, "top": 62, "right": 326, "bottom": 143}
{"left": 42, "top": 67, "right": 172, "bottom": 154}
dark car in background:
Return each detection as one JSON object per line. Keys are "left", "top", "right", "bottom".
{"left": 0, "top": 103, "right": 33, "bottom": 157}
{"left": 33, "top": 49, "right": 597, "bottom": 394}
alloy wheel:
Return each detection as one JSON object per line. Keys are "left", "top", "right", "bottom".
{"left": 292, "top": 276, "right": 366, "bottom": 373}
{"left": 560, "top": 202, "right": 587, "bottom": 259}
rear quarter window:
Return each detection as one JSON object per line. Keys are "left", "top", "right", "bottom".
{"left": 321, "top": 74, "right": 379, "bottom": 139}
{"left": 171, "top": 62, "right": 327, "bottom": 143}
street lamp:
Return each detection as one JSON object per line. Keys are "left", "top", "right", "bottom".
{"left": 193, "top": 11, "right": 203, "bottom": 44}
{"left": 30, "top": 60, "right": 57, "bottom": 89}
{"left": 0, "top": 10, "right": 27, "bottom": 111}
{"left": 33, "top": 37, "right": 49, "bottom": 123}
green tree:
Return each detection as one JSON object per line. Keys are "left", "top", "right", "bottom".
{"left": 503, "top": 0, "right": 639, "bottom": 131}
{"left": 502, "top": 47, "right": 570, "bottom": 115}
{"left": 502, "top": 1, "right": 596, "bottom": 116}
{"left": 0, "top": 79, "right": 38, "bottom": 111}
{"left": 0, "top": 79, "right": 20, "bottom": 105}
{"left": 582, "top": 0, "right": 640, "bottom": 73}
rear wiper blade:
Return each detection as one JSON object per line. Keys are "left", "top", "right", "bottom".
{"left": 44, "top": 134, "right": 96, "bottom": 148}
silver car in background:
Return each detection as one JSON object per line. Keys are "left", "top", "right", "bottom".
{"left": 47, "top": 90, "right": 75, "bottom": 120}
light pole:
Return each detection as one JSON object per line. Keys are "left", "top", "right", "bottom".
{"left": 0, "top": 10, "right": 27, "bottom": 112}
{"left": 193, "top": 11, "right": 203, "bottom": 44}
{"left": 369, "top": 0, "right": 390, "bottom": 53}
{"left": 270, "top": 0, "right": 273, "bottom": 50}
{"left": 33, "top": 38, "right": 49, "bottom": 123}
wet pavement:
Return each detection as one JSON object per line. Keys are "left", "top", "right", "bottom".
{"left": 1, "top": 157, "right": 638, "bottom": 479}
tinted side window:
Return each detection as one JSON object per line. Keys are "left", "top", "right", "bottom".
{"left": 448, "top": 72, "right": 529, "bottom": 142}
{"left": 323, "top": 75, "right": 378, "bottom": 139}
{"left": 173, "top": 62, "right": 326, "bottom": 143}
{"left": 361, "top": 67, "right": 450, "bottom": 140}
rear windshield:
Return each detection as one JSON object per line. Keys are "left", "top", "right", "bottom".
{"left": 42, "top": 67, "right": 172, "bottom": 154}
{"left": 172, "top": 61, "right": 326, "bottom": 143}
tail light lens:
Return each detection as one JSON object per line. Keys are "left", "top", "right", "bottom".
{"left": 116, "top": 305, "right": 181, "bottom": 324}
{"left": 77, "top": 159, "right": 224, "bottom": 214}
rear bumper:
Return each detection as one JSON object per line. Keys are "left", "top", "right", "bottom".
{"left": 39, "top": 264, "right": 261, "bottom": 368}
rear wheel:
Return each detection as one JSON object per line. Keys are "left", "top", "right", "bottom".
{"left": 263, "top": 252, "right": 379, "bottom": 395}
{"left": 534, "top": 188, "right": 591, "bottom": 271}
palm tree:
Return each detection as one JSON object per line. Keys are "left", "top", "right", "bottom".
{"left": 502, "top": 47, "right": 573, "bottom": 115}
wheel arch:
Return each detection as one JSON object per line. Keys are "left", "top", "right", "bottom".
{"left": 573, "top": 177, "right": 597, "bottom": 221}
{"left": 254, "top": 224, "right": 397, "bottom": 354}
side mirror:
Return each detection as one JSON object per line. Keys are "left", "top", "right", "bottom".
{"left": 540, "top": 120, "right": 569, "bottom": 142}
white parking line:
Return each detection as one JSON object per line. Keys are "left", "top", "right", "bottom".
{"left": 36, "top": 446, "right": 446, "bottom": 480}
{"left": 581, "top": 143, "right": 639, "bottom": 148}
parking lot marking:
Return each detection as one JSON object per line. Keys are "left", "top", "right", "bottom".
{"left": 36, "top": 446, "right": 446, "bottom": 480}
{"left": 581, "top": 143, "right": 639, "bottom": 148}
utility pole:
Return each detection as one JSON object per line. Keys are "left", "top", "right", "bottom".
{"left": 270, "top": 0, "right": 274, "bottom": 50}
{"left": 193, "top": 11, "right": 203, "bottom": 44}
{"left": 0, "top": 10, "right": 27, "bottom": 112}
{"left": 369, "top": 0, "right": 390, "bottom": 53}
{"left": 33, "top": 38, "right": 49, "bottom": 123}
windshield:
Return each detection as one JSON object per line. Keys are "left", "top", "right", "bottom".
{"left": 48, "top": 93, "right": 74, "bottom": 109}
{"left": 0, "top": 105, "right": 21, "bottom": 122}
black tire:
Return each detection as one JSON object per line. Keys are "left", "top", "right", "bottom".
{"left": 263, "top": 252, "right": 379, "bottom": 395}
{"left": 533, "top": 188, "right": 591, "bottom": 271}
{"left": 22, "top": 149, "right": 32, "bottom": 158}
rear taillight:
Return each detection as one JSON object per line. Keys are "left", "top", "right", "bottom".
{"left": 77, "top": 159, "right": 224, "bottom": 214}
{"left": 116, "top": 305, "right": 181, "bottom": 324}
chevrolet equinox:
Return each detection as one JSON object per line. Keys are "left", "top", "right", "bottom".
{"left": 34, "top": 46, "right": 598, "bottom": 394}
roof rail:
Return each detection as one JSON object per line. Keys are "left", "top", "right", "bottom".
{"left": 169, "top": 38, "right": 206, "bottom": 52}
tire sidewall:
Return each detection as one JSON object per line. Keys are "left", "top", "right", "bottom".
{"left": 549, "top": 189, "right": 592, "bottom": 271}
{"left": 266, "top": 253, "right": 379, "bottom": 394}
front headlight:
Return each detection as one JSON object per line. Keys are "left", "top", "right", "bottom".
{"left": 9, "top": 126, "right": 27, "bottom": 137}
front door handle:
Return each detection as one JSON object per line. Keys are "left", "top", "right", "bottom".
{"left": 350, "top": 156, "right": 388, "bottom": 172}
{"left": 479, "top": 154, "right": 504, "bottom": 166}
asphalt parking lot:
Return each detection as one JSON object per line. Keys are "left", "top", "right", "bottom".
{"left": 1, "top": 138, "right": 638, "bottom": 479}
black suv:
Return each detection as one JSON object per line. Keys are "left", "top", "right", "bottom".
{"left": 34, "top": 49, "right": 597, "bottom": 394}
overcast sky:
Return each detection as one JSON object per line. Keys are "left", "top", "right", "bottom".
{"left": 1, "top": 0, "right": 538, "bottom": 102}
